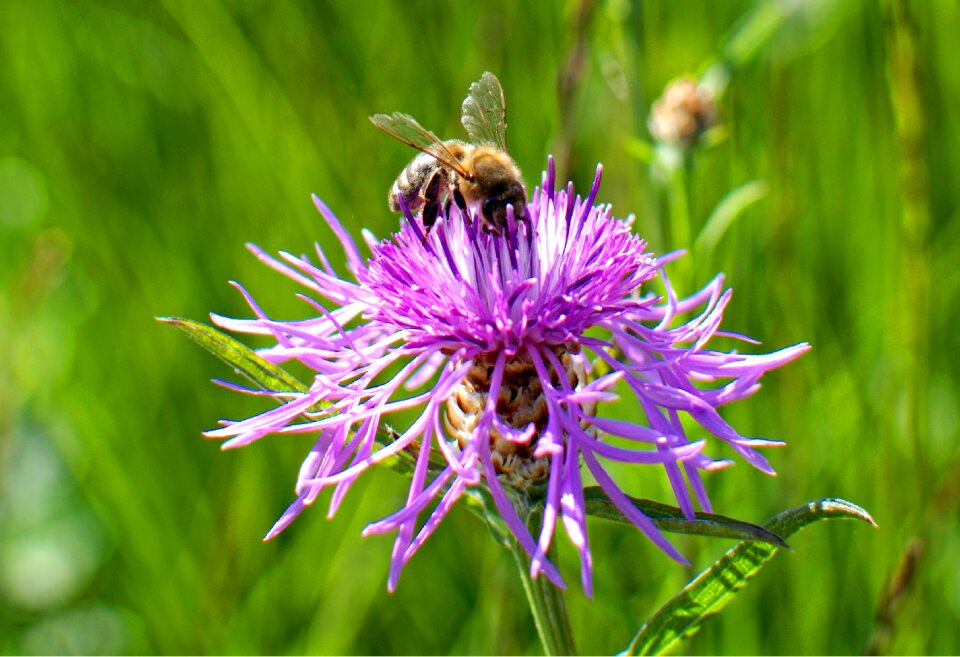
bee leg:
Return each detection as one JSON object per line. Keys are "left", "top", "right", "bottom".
{"left": 422, "top": 199, "right": 439, "bottom": 236}
{"left": 453, "top": 187, "right": 468, "bottom": 218}
{"left": 420, "top": 169, "right": 444, "bottom": 237}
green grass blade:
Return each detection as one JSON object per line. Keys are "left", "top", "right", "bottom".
{"left": 625, "top": 137, "right": 656, "bottom": 164}
{"left": 583, "top": 486, "right": 787, "bottom": 547}
{"left": 157, "top": 316, "right": 308, "bottom": 393}
{"left": 625, "top": 498, "right": 876, "bottom": 656}
{"left": 694, "top": 180, "right": 768, "bottom": 255}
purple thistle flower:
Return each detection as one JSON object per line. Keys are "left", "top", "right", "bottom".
{"left": 206, "top": 157, "right": 809, "bottom": 594}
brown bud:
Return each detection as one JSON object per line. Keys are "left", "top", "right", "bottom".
{"left": 649, "top": 77, "right": 719, "bottom": 148}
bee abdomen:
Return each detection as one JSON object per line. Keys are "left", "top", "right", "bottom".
{"left": 388, "top": 152, "right": 440, "bottom": 213}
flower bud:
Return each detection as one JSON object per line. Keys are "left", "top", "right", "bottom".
{"left": 649, "top": 77, "right": 719, "bottom": 147}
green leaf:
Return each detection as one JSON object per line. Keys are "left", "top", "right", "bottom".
{"left": 157, "top": 316, "right": 308, "bottom": 393}
{"left": 159, "top": 317, "right": 429, "bottom": 477}
{"left": 625, "top": 498, "right": 876, "bottom": 656}
{"left": 375, "top": 426, "right": 423, "bottom": 476}
{"left": 583, "top": 487, "right": 786, "bottom": 547}
{"left": 694, "top": 179, "right": 768, "bottom": 255}
{"left": 462, "top": 486, "right": 515, "bottom": 550}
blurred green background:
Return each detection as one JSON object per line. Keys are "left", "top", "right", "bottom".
{"left": 1, "top": 0, "right": 958, "bottom": 653}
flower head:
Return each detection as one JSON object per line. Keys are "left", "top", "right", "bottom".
{"left": 207, "top": 157, "right": 808, "bottom": 594}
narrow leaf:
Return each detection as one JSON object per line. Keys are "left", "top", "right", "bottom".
{"left": 694, "top": 180, "right": 768, "bottom": 255}
{"left": 625, "top": 498, "right": 876, "bottom": 656}
{"left": 375, "top": 426, "right": 423, "bottom": 476}
{"left": 158, "top": 316, "right": 307, "bottom": 393}
{"left": 583, "top": 486, "right": 786, "bottom": 547}
{"left": 161, "top": 317, "right": 429, "bottom": 478}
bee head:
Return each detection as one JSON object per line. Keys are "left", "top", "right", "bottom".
{"left": 459, "top": 148, "right": 527, "bottom": 231}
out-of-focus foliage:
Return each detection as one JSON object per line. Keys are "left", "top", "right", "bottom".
{"left": 1, "top": 0, "right": 957, "bottom": 654}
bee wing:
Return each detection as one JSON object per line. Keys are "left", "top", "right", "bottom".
{"left": 370, "top": 112, "right": 471, "bottom": 178}
{"left": 461, "top": 72, "right": 507, "bottom": 150}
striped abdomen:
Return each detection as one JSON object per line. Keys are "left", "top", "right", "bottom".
{"left": 388, "top": 151, "right": 443, "bottom": 213}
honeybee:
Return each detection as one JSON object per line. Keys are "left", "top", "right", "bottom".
{"left": 370, "top": 72, "right": 526, "bottom": 235}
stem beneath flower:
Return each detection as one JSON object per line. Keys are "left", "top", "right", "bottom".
{"left": 667, "top": 153, "right": 691, "bottom": 253}
{"left": 665, "top": 149, "right": 696, "bottom": 292}
{"left": 508, "top": 524, "right": 576, "bottom": 655}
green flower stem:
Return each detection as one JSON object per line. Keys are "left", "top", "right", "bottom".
{"left": 667, "top": 153, "right": 692, "bottom": 254}
{"left": 509, "top": 538, "right": 576, "bottom": 656}
{"left": 659, "top": 146, "right": 694, "bottom": 287}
